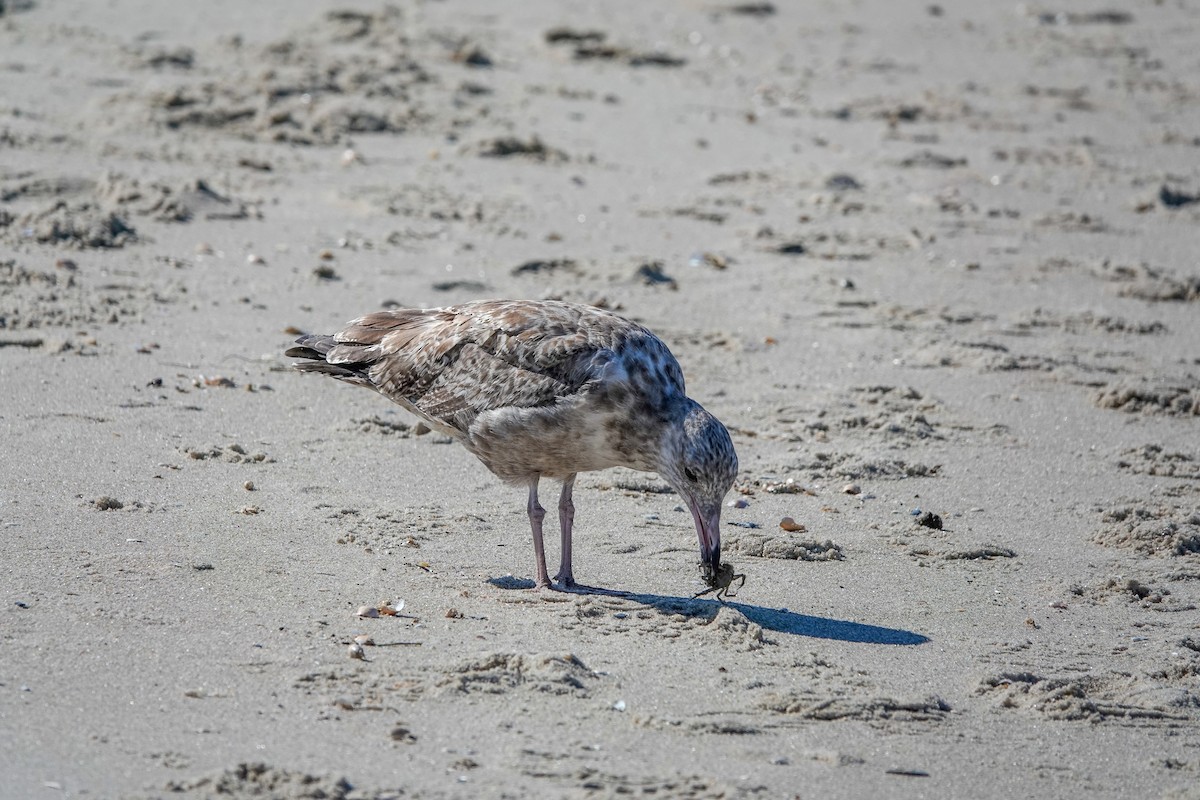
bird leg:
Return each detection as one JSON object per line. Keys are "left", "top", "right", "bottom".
{"left": 527, "top": 478, "right": 552, "bottom": 589}
{"left": 552, "top": 474, "right": 628, "bottom": 596}
{"left": 554, "top": 474, "right": 577, "bottom": 587}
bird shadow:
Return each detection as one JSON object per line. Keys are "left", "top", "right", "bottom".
{"left": 485, "top": 578, "right": 928, "bottom": 646}
{"left": 628, "top": 592, "right": 929, "bottom": 646}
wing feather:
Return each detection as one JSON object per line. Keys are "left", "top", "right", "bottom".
{"left": 301, "top": 300, "right": 647, "bottom": 436}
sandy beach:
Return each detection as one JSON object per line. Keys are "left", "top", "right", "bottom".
{"left": 2, "top": 1, "right": 1199, "bottom": 797}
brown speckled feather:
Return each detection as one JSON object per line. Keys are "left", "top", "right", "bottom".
{"left": 287, "top": 300, "right": 687, "bottom": 480}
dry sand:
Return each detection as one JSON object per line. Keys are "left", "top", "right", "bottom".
{"left": 2, "top": 0, "right": 1200, "bottom": 797}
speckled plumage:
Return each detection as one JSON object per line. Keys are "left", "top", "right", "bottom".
{"left": 286, "top": 299, "right": 738, "bottom": 591}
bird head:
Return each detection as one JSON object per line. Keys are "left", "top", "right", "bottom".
{"left": 657, "top": 402, "right": 738, "bottom": 583}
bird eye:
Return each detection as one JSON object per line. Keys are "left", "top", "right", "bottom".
{"left": 683, "top": 467, "right": 698, "bottom": 483}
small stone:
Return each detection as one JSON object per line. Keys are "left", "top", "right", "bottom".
{"left": 356, "top": 605, "right": 380, "bottom": 619}
{"left": 916, "top": 511, "right": 943, "bottom": 530}
{"left": 779, "top": 516, "right": 806, "bottom": 532}
{"left": 348, "top": 642, "right": 366, "bottom": 660}
{"left": 390, "top": 725, "right": 417, "bottom": 743}
{"left": 243, "top": 480, "right": 256, "bottom": 491}
{"left": 842, "top": 483, "right": 862, "bottom": 495}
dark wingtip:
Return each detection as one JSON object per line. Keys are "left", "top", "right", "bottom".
{"left": 284, "top": 345, "right": 322, "bottom": 360}
{"left": 284, "top": 333, "right": 337, "bottom": 362}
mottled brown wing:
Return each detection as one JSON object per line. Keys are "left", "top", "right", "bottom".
{"left": 399, "top": 343, "right": 571, "bottom": 433}
{"left": 329, "top": 304, "right": 618, "bottom": 435}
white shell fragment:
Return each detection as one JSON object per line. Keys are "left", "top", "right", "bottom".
{"left": 348, "top": 642, "right": 366, "bottom": 660}
{"left": 356, "top": 605, "right": 379, "bottom": 619}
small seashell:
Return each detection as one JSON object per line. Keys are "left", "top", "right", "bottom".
{"left": 348, "top": 642, "right": 366, "bottom": 660}
{"left": 728, "top": 498, "right": 749, "bottom": 509}
{"left": 377, "top": 598, "right": 404, "bottom": 616}
{"left": 246, "top": 253, "right": 265, "bottom": 265}
{"left": 243, "top": 480, "right": 256, "bottom": 491}
{"left": 340, "top": 148, "right": 362, "bottom": 166}
{"left": 356, "top": 605, "right": 379, "bottom": 619}
{"left": 445, "top": 608, "right": 463, "bottom": 619}
{"left": 842, "top": 483, "right": 862, "bottom": 495}
{"left": 779, "top": 516, "right": 806, "bottom": 532}
{"left": 318, "top": 249, "right": 335, "bottom": 261}
{"left": 353, "top": 634, "right": 374, "bottom": 646}
{"left": 687, "top": 251, "right": 728, "bottom": 270}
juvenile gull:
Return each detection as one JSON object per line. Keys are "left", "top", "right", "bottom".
{"left": 285, "top": 299, "right": 738, "bottom": 592}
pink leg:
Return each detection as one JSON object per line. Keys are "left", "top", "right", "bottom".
{"left": 554, "top": 474, "right": 577, "bottom": 587}
{"left": 527, "top": 478, "right": 551, "bottom": 589}
{"left": 551, "top": 476, "right": 625, "bottom": 595}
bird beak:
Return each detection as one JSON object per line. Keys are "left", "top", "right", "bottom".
{"left": 689, "top": 502, "right": 722, "bottom": 583}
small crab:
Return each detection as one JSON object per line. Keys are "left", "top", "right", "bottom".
{"left": 693, "top": 560, "right": 746, "bottom": 602}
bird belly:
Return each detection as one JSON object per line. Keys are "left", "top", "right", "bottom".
{"left": 465, "top": 405, "right": 652, "bottom": 483}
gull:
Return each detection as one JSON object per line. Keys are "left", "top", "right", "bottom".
{"left": 285, "top": 299, "right": 738, "bottom": 592}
